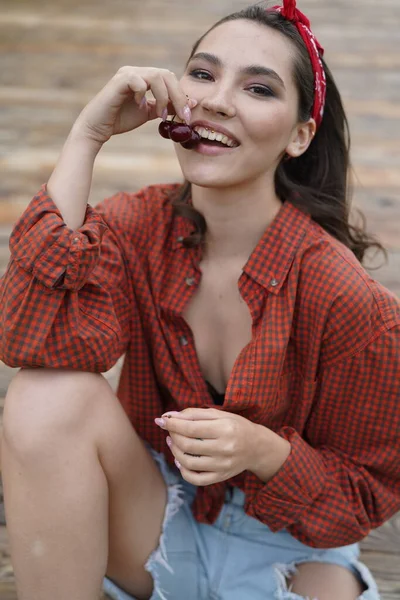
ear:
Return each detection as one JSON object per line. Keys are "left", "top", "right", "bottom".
{"left": 285, "top": 118, "right": 316, "bottom": 158}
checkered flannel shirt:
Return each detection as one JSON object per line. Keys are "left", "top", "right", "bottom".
{"left": 1, "top": 182, "right": 400, "bottom": 548}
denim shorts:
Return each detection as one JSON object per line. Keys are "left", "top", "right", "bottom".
{"left": 103, "top": 446, "right": 380, "bottom": 600}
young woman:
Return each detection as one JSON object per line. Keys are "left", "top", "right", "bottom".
{"left": 1, "top": 1, "right": 399, "bottom": 599}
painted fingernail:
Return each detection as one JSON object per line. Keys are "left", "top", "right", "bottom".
{"left": 162, "top": 411, "right": 180, "bottom": 418}
{"left": 166, "top": 436, "right": 172, "bottom": 447}
{"left": 154, "top": 418, "right": 166, "bottom": 428}
{"left": 182, "top": 105, "right": 191, "bottom": 124}
{"left": 139, "top": 97, "right": 147, "bottom": 109}
{"left": 161, "top": 108, "right": 168, "bottom": 121}
{"left": 174, "top": 458, "right": 182, "bottom": 470}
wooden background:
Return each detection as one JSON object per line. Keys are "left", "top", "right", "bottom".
{"left": 0, "top": 0, "right": 399, "bottom": 598}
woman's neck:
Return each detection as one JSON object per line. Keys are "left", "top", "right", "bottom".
{"left": 191, "top": 179, "right": 282, "bottom": 264}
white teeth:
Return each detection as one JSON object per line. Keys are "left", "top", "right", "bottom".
{"left": 193, "top": 126, "right": 237, "bottom": 147}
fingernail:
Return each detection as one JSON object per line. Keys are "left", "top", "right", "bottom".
{"left": 154, "top": 417, "right": 166, "bottom": 428}
{"left": 166, "top": 436, "right": 172, "bottom": 447}
{"left": 174, "top": 458, "right": 182, "bottom": 470}
{"left": 139, "top": 97, "right": 147, "bottom": 109}
{"left": 162, "top": 411, "right": 180, "bottom": 418}
{"left": 161, "top": 108, "right": 168, "bottom": 121}
{"left": 188, "top": 98, "right": 197, "bottom": 109}
{"left": 182, "top": 105, "right": 191, "bottom": 124}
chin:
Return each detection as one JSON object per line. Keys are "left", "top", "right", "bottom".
{"left": 183, "top": 171, "right": 239, "bottom": 189}
{"left": 177, "top": 158, "right": 242, "bottom": 189}
{"left": 174, "top": 146, "right": 263, "bottom": 190}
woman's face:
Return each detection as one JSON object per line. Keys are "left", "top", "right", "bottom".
{"left": 174, "top": 19, "right": 309, "bottom": 189}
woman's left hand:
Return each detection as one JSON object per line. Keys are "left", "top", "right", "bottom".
{"left": 155, "top": 408, "right": 291, "bottom": 486}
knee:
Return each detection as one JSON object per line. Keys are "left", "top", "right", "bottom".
{"left": 3, "top": 367, "right": 109, "bottom": 459}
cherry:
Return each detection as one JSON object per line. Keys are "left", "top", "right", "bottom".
{"left": 168, "top": 123, "right": 193, "bottom": 143}
{"left": 158, "top": 116, "right": 201, "bottom": 148}
{"left": 181, "top": 130, "right": 201, "bottom": 149}
{"left": 158, "top": 121, "right": 171, "bottom": 139}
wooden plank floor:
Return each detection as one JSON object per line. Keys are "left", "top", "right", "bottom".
{"left": 0, "top": 0, "right": 399, "bottom": 597}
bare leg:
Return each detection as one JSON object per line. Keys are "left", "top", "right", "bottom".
{"left": 1, "top": 368, "right": 167, "bottom": 600}
{"left": 288, "top": 562, "right": 366, "bottom": 599}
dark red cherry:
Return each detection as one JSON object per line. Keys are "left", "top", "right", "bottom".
{"left": 181, "top": 130, "right": 201, "bottom": 149}
{"left": 158, "top": 121, "right": 172, "bottom": 139}
{"left": 168, "top": 123, "right": 192, "bottom": 143}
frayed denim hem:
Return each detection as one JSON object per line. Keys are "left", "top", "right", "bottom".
{"left": 273, "top": 554, "right": 381, "bottom": 600}
{"left": 103, "top": 448, "right": 185, "bottom": 600}
{"left": 143, "top": 481, "right": 185, "bottom": 599}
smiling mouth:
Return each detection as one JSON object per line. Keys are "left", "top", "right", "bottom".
{"left": 170, "top": 116, "right": 240, "bottom": 148}
{"left": 197, "top": 138, "right": 238, "bottom": 148}
{"left": 192, "top": 126, "right": 240, "bottom": 148}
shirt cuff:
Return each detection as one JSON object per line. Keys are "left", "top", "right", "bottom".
{"left": 10, "top": 184, "right": 109, "bottom": 290}
{"left": 245, "top": 426, "right": 327, "bottom": 532}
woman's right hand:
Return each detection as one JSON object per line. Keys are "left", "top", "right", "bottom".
{"left": 74, "top": 66, "right": 194, "bottom": 145}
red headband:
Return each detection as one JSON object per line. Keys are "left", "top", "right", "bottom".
{"left": 270, "top": 0, "right": 326, "bottom": 128}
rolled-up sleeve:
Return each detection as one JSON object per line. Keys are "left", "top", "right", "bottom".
{"left": 246, "top": 325, "right": 400, "bottom": 548}
{"left": 0, "top": 184, "right": 139, "bottom": 372}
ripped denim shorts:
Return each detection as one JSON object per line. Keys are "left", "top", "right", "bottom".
{"left": 103, "top": 446, "right": 380, "bottom": 600}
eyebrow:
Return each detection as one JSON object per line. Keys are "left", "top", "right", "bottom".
{"left": 187, "top": 52, "right": 286, "bottom": 90}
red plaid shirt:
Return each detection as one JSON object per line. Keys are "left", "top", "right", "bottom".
{"left": 1, "top": 182, "right": 400, "bottom": 549}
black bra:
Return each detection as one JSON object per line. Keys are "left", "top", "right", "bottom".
{"left": 206, "top": 381, "right": 226, "bottom": 405}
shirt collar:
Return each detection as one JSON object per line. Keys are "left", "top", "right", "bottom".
{"left": 171, "top": 194, "right": 311, "bottom": 293}
{"left": 243, "top": 199, "right": 311, "bottom": 294}
{"left": 171, "top": 214, "right": 195, "bottom": 250}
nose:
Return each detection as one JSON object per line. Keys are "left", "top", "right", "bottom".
{"left": 199, "top": 83, "right": 236, "bottom": 118}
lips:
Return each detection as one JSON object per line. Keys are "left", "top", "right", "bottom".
{"left": 171, "top": 115, "right": 240, "bottom": 147}
{"left": 190, "top": 120, "right": 240, "bottom": 147}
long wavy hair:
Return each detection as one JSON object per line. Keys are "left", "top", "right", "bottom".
{"left": 170, "top": 4, "right": 386, "bottom": 265}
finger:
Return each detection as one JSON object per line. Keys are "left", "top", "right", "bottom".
{"left": 144, "top": 71, "right": 170, "bottom": 118}
{"left": 162, "top": 417, "right": 219, "bottom": 439}
{"left": 132, "top": 81, "right": 149, "bottom": 107}
{"left": 143, "top": 98, "right": 159, "bottom": 121}
{"left": 173, "top": 445, "right": 217, "bottom": 472}
{"left": 163, "top": 407, "right": 224, "bottom": 420}
{"left": 169, "top": 432, "right": 214, "bottom": 456}
{"left": 162, "top": 71, "right": 193, "bottom": 123}
{"left": 113, "top": 69, "right": 148, "bottom": 106}
{"left": 179, "top": 466, "right": 222, "bottom": 487}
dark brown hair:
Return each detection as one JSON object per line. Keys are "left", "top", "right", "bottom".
{"left": 171, "top": 4, "right": 386, "bottom": 265}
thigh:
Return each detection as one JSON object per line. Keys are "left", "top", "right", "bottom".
{"left": 288, "top": 562, "right": 365, "bottom": 600}
{"left": 3, "top": 367, "right": 168, "bottom": 600}
{"left": 104, "top": 457, "right": 209, "bottom": 600}
{"left": 92, "top": 379, "right": 168, "bottom": 599}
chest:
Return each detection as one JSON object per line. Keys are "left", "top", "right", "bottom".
{"left": 182, "top": 263, "right": 252, "bottom": 392}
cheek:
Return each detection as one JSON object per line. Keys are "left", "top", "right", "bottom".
{"left": 246, "top": 107, "right": 292, "bottom": 145}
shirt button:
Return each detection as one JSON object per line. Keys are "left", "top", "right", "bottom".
{"left": 270, "top": 278, "right": 278, "bottom": 287}
{"left": 179, "top": 336, "right": 188, "bottom": 346}
{"left": 73, "top": 237, "right": 79, "bottom": 242}
{"left": 185, "top": 277, "right": 195, "bottom": 286}
{"left": 177, "top": 236, "right": 184, "bottom": 243}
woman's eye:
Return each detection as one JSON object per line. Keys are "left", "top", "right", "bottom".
{"left": 189, "top": 69, "right": 213, "bottom": 81}
{"left": 248, "top": 85, "right": 275, "bottom": 97}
